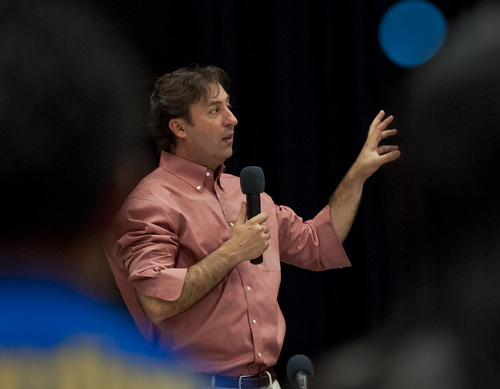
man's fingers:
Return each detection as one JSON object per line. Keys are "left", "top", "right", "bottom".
{"left": 379, "top": 149, "right": 401, "bottom": 163}
{"left": 250, "top": 212, "right": 268, "bottom": 225}
{"left": 377, "top": 115, "right": 394, "bottom": 131}
{"left": 234, "top": 201, "right": 268, "bottom": 230}
{"left": 380, "top": 128, "right": 397, "bottom": 140}
{"left": 369, "top": 111, "right": 394, "bottom": 143}
{"left": 370, "top": 110, "right": 386, "bottom": 128}
{"left": 377, "top": 145, "right": 399, "bottom": 155}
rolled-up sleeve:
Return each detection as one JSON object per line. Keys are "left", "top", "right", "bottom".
{"left": 276, "top": 204, "right": 351, "bottom": 270}
{"left": 112, "top": 197, "right": 187, "bottom": 301}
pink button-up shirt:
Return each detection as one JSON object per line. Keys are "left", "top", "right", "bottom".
{"left": 104, "top": 151, "right": 350, "bottom": 376}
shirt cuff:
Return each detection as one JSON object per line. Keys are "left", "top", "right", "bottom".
{"left": 131, "top": 267, "right": 187, "bottom": 301}
{"left": 311, "top": 206, "right": 351, "bottom": 268}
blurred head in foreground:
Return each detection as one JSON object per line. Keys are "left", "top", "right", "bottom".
{"left": 315, "top": 2, "right": 500, "bottom": 388}
{"left": 0, "top": 0, "right": 195, "bottom": 387}
{"left": 0, "top": 0, "right": 154, "bottom": 296}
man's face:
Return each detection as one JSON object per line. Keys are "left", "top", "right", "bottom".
{"left": 180, "top": 83, "right": 238, "bottom": 171}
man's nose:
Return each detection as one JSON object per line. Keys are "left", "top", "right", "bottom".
{"left": 224, "top": 108, "right": 238, "bottom": 126}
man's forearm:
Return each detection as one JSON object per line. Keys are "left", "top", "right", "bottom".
{"left": 136, "top": 243, "right": 237, "bottom": 323}
{"left": 136, "top": 203, "right": 271, "bottom": 323}
{"left": 328, "top": 165, "right": 365, "bottom": 243}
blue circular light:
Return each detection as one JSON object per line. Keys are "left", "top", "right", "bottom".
{"left": 378, "top": 0, "right": 447, "bottom": 68}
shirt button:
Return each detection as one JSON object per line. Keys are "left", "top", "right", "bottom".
{"left": 217, "top": 194, "right": 220, "bottom": 198}
{"left": 196, "top": 185, "right": 201, "bottom": 190}
{"left": 247, "top": 286, "right": 251, "bottom": 291}
{"left": 206, "top": 172, "right": 210, "bottom": 176}
{"left": 258, "top": 353, "right": 262, "bottom": 358}
{"left": 252, "top": 319, "right": 257, "bottom": 324}
{"left": 230, "top": 222, "right": 234, "bottom": 227}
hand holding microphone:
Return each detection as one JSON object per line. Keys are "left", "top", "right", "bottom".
{"left": 240, "top": 166, "right": 266, "bottom": 265}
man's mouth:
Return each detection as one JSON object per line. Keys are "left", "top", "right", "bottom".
{"left": 222, "top": 133, "right": 233, "bottom": 142}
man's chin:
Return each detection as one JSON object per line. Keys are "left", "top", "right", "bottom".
{"left": 223, "top": 148, "right": 233, "bottom": 160}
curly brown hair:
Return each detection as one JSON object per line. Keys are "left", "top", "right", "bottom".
{"left": 149, "top": 65, "right": 231, "bottom": 152}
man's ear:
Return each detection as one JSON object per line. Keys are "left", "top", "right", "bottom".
{"left": 169, "top": 118, "right": 187, "bottom": 138}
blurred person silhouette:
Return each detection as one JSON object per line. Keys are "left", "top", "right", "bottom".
{"left": 314, "top": 2, "right": 500, "bottom": 388}
{"left": 0, "top": 0, "right": 196, "bottom": 387}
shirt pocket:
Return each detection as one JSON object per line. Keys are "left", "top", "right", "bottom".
{"left": 256, "top": 244, "right": 281, "bottom": 272}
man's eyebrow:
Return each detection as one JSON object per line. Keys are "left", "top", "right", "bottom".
{"left": 204, "top": 94, "right": 231, "bottom": 107}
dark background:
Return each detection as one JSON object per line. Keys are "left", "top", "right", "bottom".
{"left": 89, "top": 0, "right": 481, "bottom": 384}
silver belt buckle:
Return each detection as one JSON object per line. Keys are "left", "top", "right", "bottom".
{"left": 238, "top": 371, "right": 272, "bottom": 389}
{"left": 238, "top": 374, "right": 253, "bottom": 389}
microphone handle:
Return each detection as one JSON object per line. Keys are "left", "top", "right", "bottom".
{"left": 246, "top": 193, "right": 263, "bottom": 265}
{"left": 296, "top": 372, "right": 310, "bottom": 389}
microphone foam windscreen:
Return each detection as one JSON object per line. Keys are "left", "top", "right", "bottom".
{"left": 286, "top": 354, "right": 314, "bottom": 382}
{"left": 240, "top": 166, "right": 265, "bottom": 194}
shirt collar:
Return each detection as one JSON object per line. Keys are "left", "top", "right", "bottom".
{"left": 159, "top": 151, "right": 226, "bottom": 191}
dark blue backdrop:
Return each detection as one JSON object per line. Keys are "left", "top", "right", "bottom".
{"left": 92, "top": 0, "right": 480, "bottom": 382}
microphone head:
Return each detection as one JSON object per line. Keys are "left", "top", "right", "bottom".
{"left": 240, "top": 166, "right": 265, "bottom": 194}
{"left": 287, "top": 354, "right": 314, "bottom": 384}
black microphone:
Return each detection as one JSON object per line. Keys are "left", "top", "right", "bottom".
{"left": 240, "top": 166, "right": 265, "bottom": 265}
{"left": 287, "top": 354, "right": 314, "bottom": 389}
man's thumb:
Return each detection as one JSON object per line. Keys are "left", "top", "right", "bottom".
{"left": 235, "top": 201, "right": 247, "bottom": 226}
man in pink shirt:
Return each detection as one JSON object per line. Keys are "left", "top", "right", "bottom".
{"left": 104, "top": 65, "right": 400, "bottom": 388}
